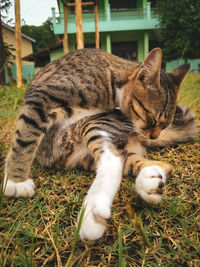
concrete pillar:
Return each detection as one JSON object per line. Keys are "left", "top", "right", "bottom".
{"left": 105, "top": 0, "right": 111, "bottom": 21}
{"left": 101, "top": 33, "right": 111, "bottom": 53}
{"left": 146, "top": 2, "right": 151, "bottom": 19}
{"left": 144, "top": 31, "right": 149, "bottom": 57}
{"left": 106, "top": 33, "right": 111, "bottom": 53}
{"left": 51, "top": 8, "right": 56, "bottom": 25}
{"left": 137, "top": 38, "right": 144, "bottom": 62}
{"left": 137, "top": 31, "right": 149, "bottom": 62}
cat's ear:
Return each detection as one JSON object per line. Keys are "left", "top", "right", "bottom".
{"left": 136, "top": 48, "right": 162, "bottom": 85}
{"left": 168, "top": 64, "right": 190, "bottom": 87}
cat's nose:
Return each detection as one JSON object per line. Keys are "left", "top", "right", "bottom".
{"left": 150, "top": 127, "right": 161, "bottom": 139}
{"left": 150, "top": 133, "right": 159, "bottom": 139}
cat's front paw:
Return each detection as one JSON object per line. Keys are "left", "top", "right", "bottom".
{"left": 3, "top": 178, "right": 35, "bottom": 197}
{"left": 135, "top": 166, "right": 167, "bottom": 204}
{"left": 79, "top": 200, "right": 110, "bottom": 243}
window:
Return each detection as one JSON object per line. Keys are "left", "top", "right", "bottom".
{"left": 112, "top": 42, "right": 137, "bottom": 60}
{"left": 110, "top": 0, "right": 137, "bottom": 11}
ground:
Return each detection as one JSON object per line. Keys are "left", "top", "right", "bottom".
{"left": 0, "top": 74, "right": 200, "bottom": 266}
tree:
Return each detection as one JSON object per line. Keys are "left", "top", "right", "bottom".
{"left": 21, "top": 19, "right": 58, "bottom": 53}
{"left": 0, "top": 0, "right": 12, "bottom": 84}
{"left": 21, "top": 18, "right": 58, "bottom": 67}
{"left": 156, "top": 0, "right": 200, "bottom": 62}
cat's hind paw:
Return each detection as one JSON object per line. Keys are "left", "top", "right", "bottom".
{"left": 3, "top": 178, "right": 35, "bottom": 197}
{"left": 79, "top": 202, "right": 110, "bottom": 243}
{"left": 135, "top": 166, "right": 167, "bottom": 204}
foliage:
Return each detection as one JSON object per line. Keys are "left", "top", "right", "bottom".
{"left": 0, "top": 0, "right": 12, "bottom": 13}
{"left": 4, "top": 43, "right": 15, "bottom": 65}
{"left": 21, "top": 19, "right": 58, "bottom": 53}
{"left": 0, "top": 74, "right": 200, "bottom": 266}
{"left": 156, "top": 0, "right": 200, "bottom": 62}
{"left": 21, "top": 18, "right": 58, "bottom": 67}
{"left": 0, "top": 84, "right": 27, "bottom": 120}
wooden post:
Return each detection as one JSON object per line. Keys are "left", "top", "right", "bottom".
{"left": 0, "top": 10, "right": 6, "bottom": 85}
{"left": 94, "top": 1, "right": 99, "bottom": 49}
{"left": 15, "top": 0, "right": 23, "bottom": 88}
{"left": 63, "top": 5, "right": 68, "bottom": 54}
{"left": 75, "top": 0, "right": 84, "bottom": 49}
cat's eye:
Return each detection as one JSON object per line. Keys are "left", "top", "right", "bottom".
{"left": 139, "top": 74, "right": 145, "bottom": 82}
{"left": 142, "top": 127, "right": 149, "bottom": 131}
{"left": 141, "top": 127, "right": 151, "bottom": 134}
{"left": 159, "top": 121, "right": 169, "bottom": 130}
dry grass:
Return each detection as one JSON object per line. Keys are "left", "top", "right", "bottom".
{"left": 0, "top": 74, "right": 200, "bottom": 267}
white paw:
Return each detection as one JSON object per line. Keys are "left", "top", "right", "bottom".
{"left": 135, "top": 166, "right": 167, "bottom": 204}
{"left": 79, "top": 198, "right": 110, "bottom": 243}
{"left": 3, "top": 178, "right": 35, "bottom": 197}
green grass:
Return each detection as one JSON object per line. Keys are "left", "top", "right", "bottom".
{"left": 0, "top": 74, "right": 200, "bottom": 266}
{"left": 0, "top": 85, "right": 26, "bottom": 120}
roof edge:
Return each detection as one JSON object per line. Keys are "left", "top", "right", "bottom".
{"left": 2, "top": 22, "right": 36, "bottom": 43}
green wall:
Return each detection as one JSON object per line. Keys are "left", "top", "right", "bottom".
{"left": 166, "top": 58, "right": 200, "bottom": 72}
{"left": 5, "top": 65, "right": 35, "bottom": 84}
{"left": 50, "top": 48, "right": 65, "bottom": 61}
{"left": 50, "top": 0, "right": 200, "bottom": 72}
{"left": 50, "top": 29, "right": 157, "bottom": 62}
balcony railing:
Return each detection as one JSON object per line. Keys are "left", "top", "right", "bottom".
{"left": 51, "top": 4, "right": 159, "bottom": 34}
{"left": 52, "top": 4, "right": 158, "bottom": 22}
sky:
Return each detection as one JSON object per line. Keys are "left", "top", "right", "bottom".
{"left": 3, "top": 0, "right": 59, "bottom": 26}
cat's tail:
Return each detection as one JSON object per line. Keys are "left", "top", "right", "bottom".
{"left": 143, "top": 105, "right": 199, "bottom": 147}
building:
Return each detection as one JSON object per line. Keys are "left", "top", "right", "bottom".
{"left": 50, "top": 0, "right": 200, "bottom": 72}
{"left": 2, "top": 22, "right": 35, "bottom": 83}
{"left": 52, "top": 0, "right": 158, "bottom": 62}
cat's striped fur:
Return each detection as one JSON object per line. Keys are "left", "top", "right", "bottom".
{"left": 37, "top": 105, "right": 198, "bottom": 242}
{"left": 4, "top": 48, "right": 189, "bottom": 184}
{"left": 3, "top": 48, "right": 198, "bottom": 242}
{"left": 36, "top": 106, "right": 198, "bottom": 174}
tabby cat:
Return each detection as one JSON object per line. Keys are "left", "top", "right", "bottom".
{"left": 3, "top": 48, "right": 198, "bottom": 242}
{"left": 36, "top": 105, "right": 198, "bottom": 242}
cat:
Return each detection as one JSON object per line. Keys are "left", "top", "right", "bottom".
{"left": 35, "top": 105, "right": 198, "bottom": 242}
{"left": 3, "top": 47, "right": 196, "bottom": 242}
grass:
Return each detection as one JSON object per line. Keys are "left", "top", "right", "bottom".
{"left": 0, "top": 74, "right": 200, "bottom": 266}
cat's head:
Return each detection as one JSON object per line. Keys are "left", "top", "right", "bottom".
{"left": 122, "top": 48, "right": 190, "bottom": 139}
